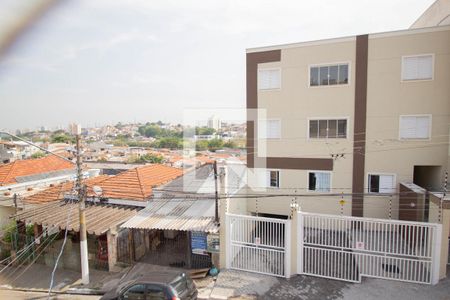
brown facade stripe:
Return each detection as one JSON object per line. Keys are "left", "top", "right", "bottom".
{"left": 246, "top": 50, "right": 333, "bottom": 171}
{"left": 246, "top": 50, "right": 281, "bottom": 168}
{"left": 262, "top": 157, "right": 333, "bottom": 171}
{"left": 246, "top": 121, "right": 255, "bottom": 168}
{"left": 352, "top": 35, "right": 369, "bottom": 217}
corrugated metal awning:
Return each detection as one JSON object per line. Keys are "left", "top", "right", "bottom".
{"left": 121, "top": 199, "right": 219, "bottom": 233}
{"left": 14, "top": 201, "right": 140, "bottom": 235}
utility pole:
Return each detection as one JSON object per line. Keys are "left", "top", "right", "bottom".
{"left": 13, "top": 193, "right": 18, "bottom": 213}
{"left": 73, "top": 127, "right": 89, "bottom": 285}
{"left": 213, "top": 160, "right": 219, "bottom": 224}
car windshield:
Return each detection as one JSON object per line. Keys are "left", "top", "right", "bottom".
{"left": 169, "top": 274, "right": 188, "bottom": 295}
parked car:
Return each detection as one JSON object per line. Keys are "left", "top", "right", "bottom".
{"left": 101, "top": 266, "right": 197, "bottom": 300}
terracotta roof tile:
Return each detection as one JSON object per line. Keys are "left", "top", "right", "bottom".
{"left": 23, "top": 164, "right": 183, "bottom": 203}
{"left": 24, "top": 175, "right": 110, "bottom": 204}
{"left": 0, "top": 156, "right": 75, "bottom": 186}
{"left": 99, "top": 164, "right": 183, "bottom": 201}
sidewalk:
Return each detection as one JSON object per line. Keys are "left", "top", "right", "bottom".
{"left": 203, "top": 267, "right": 450, "bottom": 300}
{"left": 205, "top": 269, "right": 279, "bottom": 299}
{"left": 0, "top": 263, "right": 121, "bottom": 294}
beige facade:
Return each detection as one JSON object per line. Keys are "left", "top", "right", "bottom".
{"left": 411, "top": 0, "right": 450, "bottom": 28}
{"left": 245, "top": 25, "right": 450, "bottom": 220}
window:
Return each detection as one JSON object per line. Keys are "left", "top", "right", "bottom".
{"left": 268, "top": 170, "right": 280, "bottom": 188}
{"left": 308, "top": 172, "right": 331, "bottom": 192}
{"left": 170, "top": 274, "right": 189, "bottom": 296}
{"left": 259, "top": 119, "right": 281, "bottom": 139}
{"left": 309, "top": 119, "right": 347, "bottom": 138}
{"left": 121, "top": 284, "right": 145, "bottom": 300}
{"left": 399, "top": 115, "right": 431, "bottom": 139}
{"left": 368, "top": 174, "right": 395, "bottom": 193}
{"left": 146, "top": 284, "right": 167, "bottom": 300}
{"left": 402, "top": 54, "right": 433, "bottom": 81}
{"left": 258, "top": 68, "right": 281, "bottom": 90}
{"left": 310, "top": 63, "right": 349, "bottom": 86}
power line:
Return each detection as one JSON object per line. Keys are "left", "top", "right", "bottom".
{"left": 0, "top": 232, "right": 57, "bottom": 282}
{"left": 0, "top": 227, "right": 50, "bottom": 272}
{"left": 5, "top": 233, "right": 59, "bottom": 284}
{"left": 48, "top": 197, "right": 76, "bottom": 297}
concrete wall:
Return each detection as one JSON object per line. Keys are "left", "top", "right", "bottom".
{"left": 411, "top": 0, "right": 450, "bottom": 28}
{"left": 429, "top": 194, "right": 449, "bottom": 280}
{"left": 0, "top": 206, "right": 16, "bottom": 229}
{"left": 398, "top": 183, "right": 426, "bottom": 222}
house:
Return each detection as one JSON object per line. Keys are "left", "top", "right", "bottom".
{"left": 0, "top": 140, "right": 40, "bottom": 162}
{"left": 11, "top": 164, "right": 184, "bottom": 272}
{"left": 0, "top": 143, "right": 14, "bottom": 164}
{"left": 120, "top": 163, "right": 227, "bottom": 269}
{"left": 84, "top": 161, "right": 145, "bottom": 175}
{"left": 244, "top": 23, "right": 450, "bottom": 221}
{"left": 0, "top": 155, "right": 76, "bottom": 228}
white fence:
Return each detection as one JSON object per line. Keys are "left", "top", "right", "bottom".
{"left": 298, "top": 212, "right": 442, "bottom": 284}
{"left": 226, "top": 213, "right": 291, "bottom": 278}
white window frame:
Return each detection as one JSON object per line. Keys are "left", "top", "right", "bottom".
{"left": 398, "top": 114, "right": 432, "bottom": 141}
{"left": 258, "top": 67, "right": 281, "bottom": 90}
{"left": 307, "top": 117, "right": 349, "bottom": 140}
{"left": 267, "top": 169, "right": 280, "bottom": 189}
{"left": 259, "top": 118, "right": 281, "bottom": 140}
{"left": 401, "top": 54, "right": 434, "bottom": 82}
{"left": 308, "top": 61, "right": 351, "bottom": 88}
{"left": 367, "top": 173, "right": 397, "bottom": 194}
{"left": 307, "top": 170, "right": 332, "bottom": 193}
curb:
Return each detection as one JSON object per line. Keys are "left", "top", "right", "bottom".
{"left": 0, "top": 286, "right": 104, "bottom": 296}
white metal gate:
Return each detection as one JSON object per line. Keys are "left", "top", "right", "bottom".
{"left": 226, "top": 213, "right": 291, "bottom": 278}
{"left": 298, "top": 212, "right": 442, "bottom": 284}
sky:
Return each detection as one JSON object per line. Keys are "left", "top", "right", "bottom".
{"left": 0, "top": 0, "right": 435, "bottom": 131}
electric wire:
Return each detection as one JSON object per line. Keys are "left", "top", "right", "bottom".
{"left": 48, "top": 197, "right": 76, "bottom": 298}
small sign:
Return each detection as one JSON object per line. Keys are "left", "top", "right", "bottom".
{"left": 191, "top": 232, "right": 208, "bottom": 255}
{"left": 207, "top": 233, "right": 220, "bottom": 253}
{"left": 339, "top": 200, "right": 346, "bottom": 206}
{"left": 254, "top": 237, "right": 261, "bottom": 245}
{"left": 355, "top": 241, "right": 365, "bottom": 250}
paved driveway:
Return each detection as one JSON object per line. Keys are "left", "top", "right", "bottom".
{"left": 208, "top": 267, "right": 450, "bottom": 300}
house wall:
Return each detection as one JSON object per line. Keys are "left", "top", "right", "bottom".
{"left": 246, "top": 26, "right": 450, "bottom": 220}
{"left": 364, "top": 28, "right": 450, "bottom": 218}
{"left": 0, "top": 206, "right": 16, "bottom": 229}
{"left": 410, "top": 0, "right": 450, "bottom": 28}
{"left": 398, "top": 183, "right": 426, "bottom": 222}
{"left": 428, "top": 194, "right": 449, "bottom": 279}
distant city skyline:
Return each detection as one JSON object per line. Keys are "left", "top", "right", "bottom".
{"left": 0, "top": 0, "right": 434, "bottom": 130}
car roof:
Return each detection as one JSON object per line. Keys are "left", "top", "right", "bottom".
{"left": 129, "top": 271, "right": 182, "bottom": 284}
{"left": 119, "top": 264, "right": 185, "bottom": 287}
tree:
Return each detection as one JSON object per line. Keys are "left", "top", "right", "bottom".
{"left": 31, "top": 151, "right": 46, "bottom": 159}
{"left": 207, "top": 138, "right": 224, "bottom": 152}
{"left": 195, "top": 140, "right": 209, "bottom": 151}
{"left": 155, "top": 137, "right": 182, "bottom": 149}
{"left": 223, "top": 140, "right": 237, "bottom": 148}
{"left": 142, "top": 125, "right": 162, "bottom": 138}
{"left": 138, "top": 153, "right": 164, "bottom": 163}
{"left": 195, "top": 127, "right": 215, "bottom": 135}
{"left": 51, "top": 134, "right": 74, "bottom": 143}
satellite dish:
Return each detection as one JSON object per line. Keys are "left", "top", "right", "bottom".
{"left": 92, "top": 186, "right": 103, "bottom": 196}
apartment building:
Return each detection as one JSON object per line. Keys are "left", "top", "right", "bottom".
{"left": 410, "top": 0, "right": 450, "bottom": 28}
{"left": 245, "top": 25, "right": 450, "bottom": 220}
